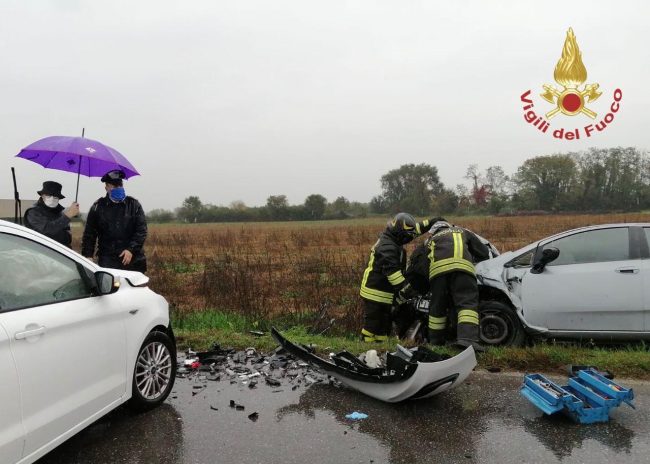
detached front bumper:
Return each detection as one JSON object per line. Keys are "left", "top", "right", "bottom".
{"left": 271, "top": 328, "right": 476, "bottom": 403}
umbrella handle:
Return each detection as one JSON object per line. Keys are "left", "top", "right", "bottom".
{"left": 75, "top": 128, "right": 84, "bottom": 203}
{"left": 75, "top": 155, "right": 82, "bottom": 203}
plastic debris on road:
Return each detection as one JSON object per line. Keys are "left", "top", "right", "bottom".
{"left": 345, "top": 411, "right": 368, "bottom": 420}
{"left": 359, "top": 350, "right": 382, "bottom": 369}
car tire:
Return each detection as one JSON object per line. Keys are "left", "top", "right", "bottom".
{"left": 479, "top": 301, "right": 526, "bottom": 347}
{"left": 128, "top": 331, "right": 177, "bottom": 411}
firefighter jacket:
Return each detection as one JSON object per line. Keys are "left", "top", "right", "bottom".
{"left": 24, "top": 199, "right": 72, "bottom": 247}
{"left": 81, "top": 195, "right": 148, "bottom": 263}
{"left": 427, "top": 227, "right": 490, "bottom": 280}
{"left": 359, "top": 220, "right": 433, "bottom": 305}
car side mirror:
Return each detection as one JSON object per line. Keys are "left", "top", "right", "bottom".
{"left": 531, "top": 247, "right": 560, "bottom": 274}
{"left": 95, "top": 271, "right": 120, "bottom": 295}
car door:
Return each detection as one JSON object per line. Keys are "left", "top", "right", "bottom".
{"left": 0, "top": 322, "right": 24, "bottom": 464}
{"left": 520, "top": 227, "right": 644, "bottom": 332}
{"left": 0, "top": 231, "right": 127, "bottom": 459}
{"left": 640, "top": 227, "right": 650, "bottom": 333}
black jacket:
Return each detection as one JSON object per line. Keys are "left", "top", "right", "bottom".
{"left": 24, "top": 199, "right": 72, "bottom": 247}
{"left": 81, "top": 196, "right": 148, "bottom": 263}
{"left": 405, "top": 227, "right": 491, "bottom": 293}
{"left": 359, "top": 220, "right": 433, "bottom": 305}
{"left": 424, "top": 226, "right": 490, "bottom": 281}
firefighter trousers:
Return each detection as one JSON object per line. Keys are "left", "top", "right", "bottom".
{"left": 361, "top": 299, "right": 392, "bottom": 342}
{"left": 428, "top": 272, "right": 480, "bottom": 345}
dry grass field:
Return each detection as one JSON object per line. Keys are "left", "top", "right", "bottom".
{"left": 72, "top": 213, "right": 650, "bottom": 333}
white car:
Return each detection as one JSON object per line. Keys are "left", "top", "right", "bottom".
{"left": 0, "top": 219, "right": 177, "bottom": 464}
{"left": 476, "top": 223, "right": 650, "bottom": 346}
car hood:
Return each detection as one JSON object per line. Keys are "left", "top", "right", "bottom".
{"left": 475, "top": 251, "right": 515, "bottom": 280}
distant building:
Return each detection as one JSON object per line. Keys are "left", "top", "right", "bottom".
{"left": 0, "top": 198, "right": 38, "bottom": 222}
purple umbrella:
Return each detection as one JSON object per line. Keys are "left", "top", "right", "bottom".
{"left": 16, "top": 134, "right": 139, "bottom": 201}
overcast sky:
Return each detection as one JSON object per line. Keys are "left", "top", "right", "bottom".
{"left": 1, "top": 0, "right": 648, "bottom": 211}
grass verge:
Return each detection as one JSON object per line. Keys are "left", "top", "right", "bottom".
{"left": 172, "top": 310, "right": 650, "bottom": 380}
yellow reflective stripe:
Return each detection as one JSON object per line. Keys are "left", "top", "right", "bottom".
{"left": 422, "top": 219, "right": 430, "bottom": 226}
{"left": 428, "top": 258, "right": 475, "bottom": 279}
{"left": 360, "top": 242, "right": 394, "bottom": 303}
{"left": 361, "top": 329, "right": 388, "bottom": 342}
{"left": 428, "top": 315, "right": 447, "bottom": 330}
{"left": 452, "top": 232, "right": 461, "bottom": 259}
{"left": 360, "top": 245, "right": 377, "bottom": 293}
{"left": 416, "top": 223, "right": 421, "bottom": 234}
{"left": 360, "top": 291, "right": 393, "bottom": 304}
{"left": 361, "top": 328, "right": 375, "bottom": 342}
{"left": 387, "top": 270, "right": 405, "bottom": 285}
{"left": 360, "top": 288, "right": 393, "bottom": 304}
{"left": 458, "top": 309, "right": 480, "bottom": 325}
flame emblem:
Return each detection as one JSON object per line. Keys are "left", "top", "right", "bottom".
{"left": 540, "top": 28, "right": 602, "bottom": 119}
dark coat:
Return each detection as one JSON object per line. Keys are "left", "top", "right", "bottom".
{"left": 24, "top": 199, "right": 72, "bottom": 247}
{"left": 359, "top": 219, "right": 433, "bottom": 305}
{"left": 81, "top": 195, "right": 148, "bottom": 265}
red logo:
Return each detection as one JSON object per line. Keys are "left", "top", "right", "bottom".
{"left": 520, "top": 28, "right": 622, "bottom": 140}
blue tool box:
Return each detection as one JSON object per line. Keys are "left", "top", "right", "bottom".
{"left": 520, "top": 369, "right": 635, "bottom": 424}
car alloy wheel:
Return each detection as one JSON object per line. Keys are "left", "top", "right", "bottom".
{"left": 135, "top": 341, "right": 173, "bottom": 400}
{"left": 479, "top": 300, "right": 526, "bottom": 347}
{"left": 480, "top": 314, "right": 509, "bottom": 345}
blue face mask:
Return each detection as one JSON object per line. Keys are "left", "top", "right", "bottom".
{"left": 109, "top": 187, "right": 126, "bottom": 202}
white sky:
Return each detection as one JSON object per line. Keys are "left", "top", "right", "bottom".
{"left": 1, "top": 0, "right": 648, "bottom": 211}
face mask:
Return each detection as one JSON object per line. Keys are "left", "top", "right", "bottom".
{"left": 109, "top": 187, "right": 126, "bottom": 202}
{"left": 43, "top": 195, "right": 59, "bottom": 208}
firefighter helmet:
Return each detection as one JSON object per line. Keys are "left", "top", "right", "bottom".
{"left": 430, "top": 220, "right": 452, "bottom": 236}
{"left": 386, "top": 212, "right": 418, "bottom": 244}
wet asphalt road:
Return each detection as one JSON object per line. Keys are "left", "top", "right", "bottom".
{"left": 38, "top": 371, "right": 649, "bottom": 464}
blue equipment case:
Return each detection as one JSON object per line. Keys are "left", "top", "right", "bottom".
{"left": 520, "top": 369, "right": 635, "bottom": 424}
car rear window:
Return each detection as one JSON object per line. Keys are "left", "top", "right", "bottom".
{"left": 543, "top": 228, "right": 629, "bottom": 265}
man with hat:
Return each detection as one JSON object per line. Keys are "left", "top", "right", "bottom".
{"left": 81, "top": 170, "right": 148, "bottom": 272}
{"left": 24, "top": 181, "right": 80, "bottom": 247}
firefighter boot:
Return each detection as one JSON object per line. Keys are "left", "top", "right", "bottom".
{"left": 455, "top": 309, "right": 485, "bottom": 352}
{"left": 427, "top": 315, "right": 447, "bottom": 345}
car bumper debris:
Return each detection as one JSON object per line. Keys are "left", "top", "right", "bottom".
{"left": 271, "top": 327, "right": 476, "bottom": 403}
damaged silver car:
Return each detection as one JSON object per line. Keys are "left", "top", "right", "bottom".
{"left": 476, "top": 223, "right": 650, "bottom": 346}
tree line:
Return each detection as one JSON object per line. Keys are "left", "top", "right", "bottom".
{"left": 147, "top": 147, "right": 650, "bottom": 223}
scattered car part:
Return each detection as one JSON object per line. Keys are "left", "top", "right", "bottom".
{"left": 271, "top": 327, "right": 476, "bottom": 403}
{"left": 345, "top": 412, "right": 368, "bottom": 420}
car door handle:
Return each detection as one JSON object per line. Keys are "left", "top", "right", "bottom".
{"left": 615, "top": 267, "right": 639, "bottom": 274}
{"left": 15, "top": 326, "right": 47, "bottom": 340}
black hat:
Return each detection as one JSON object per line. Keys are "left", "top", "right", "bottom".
{"left": 101, "top": 169, "right": 126, "bottom": 185}
{"left": 37, "top": 181, "right": 65, "bottom": 199}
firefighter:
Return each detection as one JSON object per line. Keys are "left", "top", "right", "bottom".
{"left": 359, "top": 213, "right": 443, "bottom": 342}
{"left": 425, "top": 221, "right": 490, "bottom": 351}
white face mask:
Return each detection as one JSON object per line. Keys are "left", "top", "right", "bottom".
{"left": 43, "top": 195, "right": 59, "bottom": 208}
